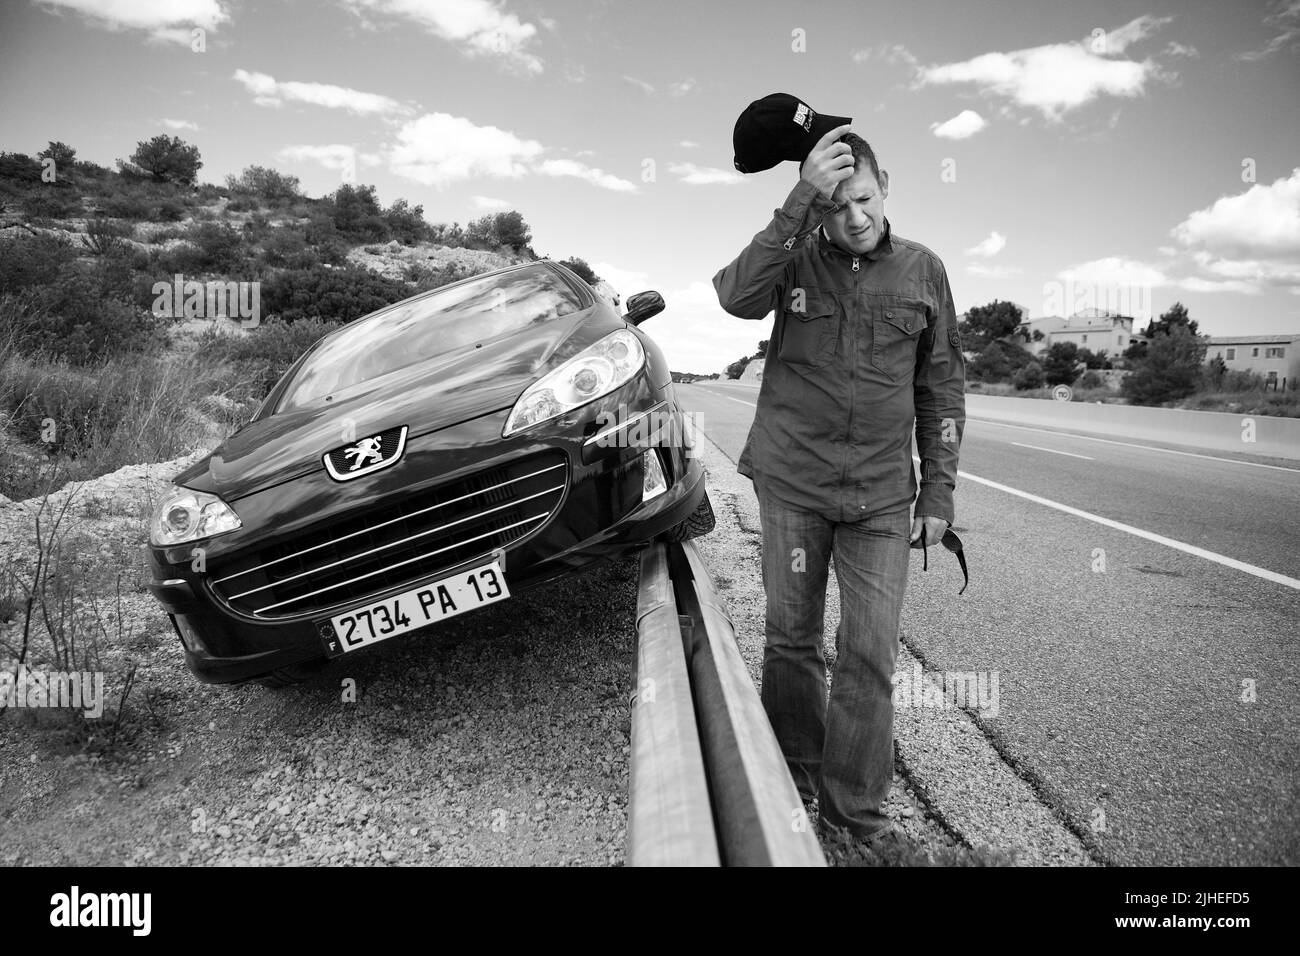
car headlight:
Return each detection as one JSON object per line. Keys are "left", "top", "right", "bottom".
{"left": 150, "top": 487, "right": 242, "bottom": 546}
{"left": 503, "top": 329, "right": 645, "bottom": 436}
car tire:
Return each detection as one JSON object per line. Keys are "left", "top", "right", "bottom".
{"left": 660, "top": 490, "right": 716, "bottom": 542}
{"left": 251, "top": 658, "right": 329, "bottom": 689}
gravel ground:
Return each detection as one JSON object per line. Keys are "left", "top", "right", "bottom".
{"left": 1, "top": 449, "right": 640, "bottom": 866}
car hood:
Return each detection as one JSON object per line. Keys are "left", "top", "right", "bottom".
{"left": 175, "top": 311, "right": 613, "bottom": 500}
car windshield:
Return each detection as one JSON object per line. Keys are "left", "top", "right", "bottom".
{"left": 275, "top": 265, "right": 585, "bottom": 411}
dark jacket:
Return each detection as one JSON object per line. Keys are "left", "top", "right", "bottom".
{"left": 712, "top": 178, "right": 965, "bottom": 525}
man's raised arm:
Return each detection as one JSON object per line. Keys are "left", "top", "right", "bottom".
{"left": 712, "top": 179, "right": 838, "bottom": 319}
{"left": 712, "top": 122, "right": 852, "bottom": 320}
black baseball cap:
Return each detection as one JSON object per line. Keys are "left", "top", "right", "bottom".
{"left": 732, "top": 93, "right": 853, "bottom": 174}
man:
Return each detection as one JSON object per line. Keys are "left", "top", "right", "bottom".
{"left": 713, "top": 124, "right": 965, "bottom": 845}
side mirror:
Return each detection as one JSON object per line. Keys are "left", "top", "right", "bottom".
{"left": 625, "top": 291, "right": 665, "bottom": 326}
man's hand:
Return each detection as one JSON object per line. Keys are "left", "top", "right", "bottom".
{"left": 910, "top": 514, "right": 949, "bottom": 548}
{"left": 801, "top": 123, "right": 854, "bottom": 199}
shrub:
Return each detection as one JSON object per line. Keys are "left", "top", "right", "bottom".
{"left": 226, "top": 165, "right": 302, "bottom": 203}
{"left": 81, "top": 217, "right": 135, "bottom": 256}
{"left": 3, "top": 277, "right": 169, "bottom": 365}
{"left": 966, "top": 339, "right": 1035, "bottom": 383}
{"left": 1078, "top": 369, "right": 1105, "bottom": 389}
{"left": 22, "top": 188, "right": 82, "bottom": 220}
{"left": 155, "top": 198, "right": 188, "bottom": 222}
{"left": 97, "top": 192, "right": 156, "bottom": 221}
{"left": 261, "top": 263, "right": 409, "bottom": 323}
{"left": 1013, "top": 361, "right": 1044, "bottom": 390}
{"left": 197, "top": 316, "right": 345, "bottom": 402}
{"left": 0, "top": 234, "right": 79, "bottom": 295}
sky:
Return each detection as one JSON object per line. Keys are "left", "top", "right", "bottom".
{"left": 1, "top": 0, "right": 1298, "bottom": 373}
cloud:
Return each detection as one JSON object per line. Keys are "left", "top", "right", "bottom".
{"left": 965, "top": 231, "right": 1006, "bottom": 257}
{"left": 535, "top": 158, "right": 637, "bottom": 192}
{"left": 641, "top": 280, "right": 772, "bottom": 374}
{"left": 965, "top": 263, "right": 1021, "bottom": 279}
{"left": 916, "top": 15, "right": 1176, "bottom": 120}
{"left": 1059, "top": 256, "right": 1169, "bottom": 287}
{"left": 35, "top": 0, "right": 227, "bottom": 42}
{"left": 621, "top": 75, "right": 655, "bottom": 94}
{"left": 160, "top": 118, "right": 199, "bottom": 131}
{"left": 851, "top": 43, "right": 919, "bottom": 68}
{"left": 1237, "top": 0, "right": 1300, "bottom": 60}
{"left": 931, "top": 109, "right": 987, "bottom": 139}
{"left": 668, "top": 78, "right": 697, "bottom": 97}
{"left": 470, "top": 195, "right": 512, "bottom": 211}
{"left": 232, "top": 69, "right": 411, "bottom": 115}
{"left": 276, "top": 144, "right": 359, "bottom": 174}
{"left": 679, "top": 140, "right": 700, "bottom": 149}
{"left": 668, "top": 162, "right": 745, "bottom": 186}
{"left": 389, "top": 113, "right": 543, "bottom": 185}
{"left": 383, "top": 112, "right": 636, "bottom": 192}
{"left": 1170, "top": 168, "right": 1300, "bottom": 258}
{"left": 340, "top": 0, "right": 543, "bottom": 73}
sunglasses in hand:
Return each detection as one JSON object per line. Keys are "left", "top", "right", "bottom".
{"left": 910, "top": 525, "right": 968, "bottom": 595}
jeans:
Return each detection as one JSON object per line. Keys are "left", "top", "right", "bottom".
{"left": 755, "top": 480, "right": 912, "bottom": 838}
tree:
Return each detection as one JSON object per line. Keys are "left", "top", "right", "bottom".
{"left": 966, "top": 339, "right": 1035, "bottom": 383}
{"left": 1031, "top": 329, "right": 1045, "bottom": 342}
{"left": 37, "top": 141, "right": 76, "bottom": 177}
{"left": 961, "top": 299, "right": 1024, "bottom": 348}
{"left": 328, "top": 183, "right": 386, "bottom": 241}
{"left": 383, "top": 198, "right": 428, "bottom": 244}
{"left": 130, "top": 134, "right": 203, "bottom": 184}
{"left": 1143, "top": 301, "right": 1198, "bottom": 338}
{"left": 757, "top": 338, "right": 769, "bottom": 355}
{"left": 1121, "top": 324, "right": 1207, "bottom": 405}
{"left": 1076, "top": 347, "right": 1112, "bottom": 370}
{"left": 492, "top": 211, "right": 531, "bottom": 253}
{"left": 559, "top": 257, "right": 600, "bottom": 285}
{"left": 725, "top": 356, "right": 751, "bottom": 379}
{"left": 1013, "top": 361, "right": 1044, "bottom": 390}
{"left": 1042, "top": 341, "right": 1083, "bottom": 385}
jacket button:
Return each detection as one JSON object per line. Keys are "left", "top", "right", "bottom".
{"left": 885, "top": 310, "right": 894, "bottom": 318}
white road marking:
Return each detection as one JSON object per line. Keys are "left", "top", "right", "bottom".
{"left": 721, "top": 396, "right": 757, "bottom": 408}
{"left": 1010, "top": 441, "right": 1094, "bottom": 461}
{"left": 920, "top": 458, "right": 1300, "bottom": 592}
{"left": 969, "top": 417, "right": 1299, "bottom": 473}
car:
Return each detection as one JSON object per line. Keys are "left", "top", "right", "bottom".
{"left": 144, "top": 260, "right": 714, "bottom": 687}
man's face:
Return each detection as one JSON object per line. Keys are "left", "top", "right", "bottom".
{"left": 822, "top": 163, "right": 889, "bottom": 255}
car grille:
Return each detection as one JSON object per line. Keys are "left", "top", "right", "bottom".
{"left": 209, "top": 450, "right": 568, "bottom": 620}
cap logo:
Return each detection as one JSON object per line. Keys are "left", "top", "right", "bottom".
{"left": 792, "top": 103, "right": 813, "bottom": 131}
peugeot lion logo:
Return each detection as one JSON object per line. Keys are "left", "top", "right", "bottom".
{"left": 324, "top": 426, "right": 409, "bottom": 482}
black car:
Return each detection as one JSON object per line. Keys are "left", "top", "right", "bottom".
{"left": 145, "top": 261, "right": 713, "bottom": 686}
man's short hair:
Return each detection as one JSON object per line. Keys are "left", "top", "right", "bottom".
{"left": 840, "top": 132, "right": 881, "bottom": 185}
{"left": 799, "top": 132, "right": 882, "bottom": 185}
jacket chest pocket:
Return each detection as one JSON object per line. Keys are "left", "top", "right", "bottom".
{"left": 870, "top": 299, "right": 929, "bottom": 381}
{"left": 777, "top": 293, "right": 839, "bottom": 369}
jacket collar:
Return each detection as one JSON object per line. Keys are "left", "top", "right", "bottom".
{"left": 818, "top": 217, "right": 894, "bottom": 261}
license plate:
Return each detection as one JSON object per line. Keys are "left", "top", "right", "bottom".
{"left": 318, "top": 561, "right": 510, "bottom": 657}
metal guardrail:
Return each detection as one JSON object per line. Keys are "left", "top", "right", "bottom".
{"left": 628, "top": 540, "right": 827, "bottom": 867}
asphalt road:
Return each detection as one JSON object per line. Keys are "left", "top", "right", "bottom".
{"left": 677, "top": 379, "right": 1300, "bottom": 866}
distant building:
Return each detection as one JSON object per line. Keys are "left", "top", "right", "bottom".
{"left": 1017, "top": 310, "right": 1136, "bottom": 358}
{"left": 1204, "top": 334, "right": 1300, "bottom": 389}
